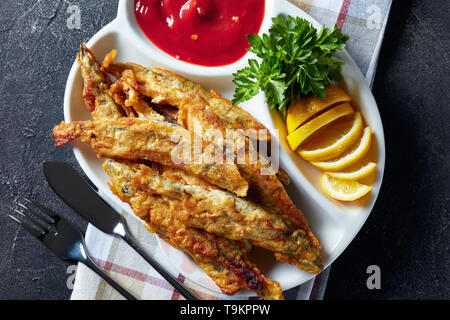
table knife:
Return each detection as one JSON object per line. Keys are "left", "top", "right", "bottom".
{"left": 43, "top": 161, "right": 199, "bottom": 300}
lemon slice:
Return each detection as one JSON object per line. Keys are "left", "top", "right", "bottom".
{"left": 287, "top": 103, "right": 354, "bottom": 151}
{"left": 311, "top": 126, "right": 372, "bottom": 171}
{"left": 287, "top": 85, "right": 352, "bottom": 133}
{"left": 326, "top": 162, "right": 377, "bottom": 180}
{"left": 298, "top": 112, "right": 364, "bottom": 161}
{"left": 321, "top": 173, "right": 371, "bottom": 201}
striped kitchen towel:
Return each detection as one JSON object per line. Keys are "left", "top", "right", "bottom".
{"left": 71, "top": 0, "right": 392, "bottom": 300}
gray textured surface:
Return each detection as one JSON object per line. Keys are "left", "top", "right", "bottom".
{"left": 0, "top": 0, "right": 119, "bottom": 300}
{"left": 0, "top": 0, "right": 448, "bottom": 300}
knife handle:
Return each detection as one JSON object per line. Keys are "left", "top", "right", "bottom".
{"left": 82, "top": 255, "right": 138, "bottom": 300}
{"left": 122, "top": 230, "right": 199, "bottom": 300}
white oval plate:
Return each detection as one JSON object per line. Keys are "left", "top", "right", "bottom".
{"left": 64, "top": 0, "right": 385, "bottom": 297}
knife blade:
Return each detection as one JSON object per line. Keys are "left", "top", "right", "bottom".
{"left": 44, "top": 162, "right": 123, "bottom": 235}
{"left": 43, "top": 161, "right": 199, "bottom": 300}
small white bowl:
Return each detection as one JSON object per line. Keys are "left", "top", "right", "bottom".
{"left": 115, "top": 0, "right": 276, "bottom": 77}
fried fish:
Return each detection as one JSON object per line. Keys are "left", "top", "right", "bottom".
{"left": 101, "top": 51, "right": 269, "bottom": 140}
{"left": 104, "top": 159, "right": 283, "bottom": 300}
{"left": 53, "top": 45, "right": 324, "bottom": 298}
{"left": 169, "top": 93, "right": 323, "bottom": 256}
{"left": 52, "top": 117, "right": 248, "bottom": 197}
{"left": 236, "top": 147, "right": 322, "bottom": 252}
{"left": 109, "top": 161, "right": 323, "bottom": 273}
{"left": 99, "top": 51, "right": 318, "bottom": 248}
{"left": 109, "top": 69, "right": 166, "bottom": 121}
{"left": 76, "top": 44, "right": 123, "bottom": 120}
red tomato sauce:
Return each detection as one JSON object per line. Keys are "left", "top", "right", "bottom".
{"left": 134, "top": 0, "right": 265, "bottom": 67}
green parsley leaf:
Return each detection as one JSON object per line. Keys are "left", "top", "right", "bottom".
{"left": 232, "top": 15, "right": 349, "bottom": 118}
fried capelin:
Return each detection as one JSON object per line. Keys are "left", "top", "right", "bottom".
{"left": 51, "top": 118, "right": 249, "bottom": 197}
{"left": 109, "top": 69, "right": 166, "bottom": 121}
{"left": 101, "top": 54, "right": 269, "bottom": 140}
{"left": 168, "top": 95, "right": 323, "bottom": 267}
{"left": 76, "top": 44, "right": 123, "bottom": 120}
{"left": 62, "top": 46, "right": 286, "bottom": 298}
{"left": 111, "top": 161, "right": 323, "bottom": 273}
{"left": 104, "top": 160, "right": 283, "bottom": 300}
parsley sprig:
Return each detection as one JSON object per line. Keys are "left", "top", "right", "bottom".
{"left": 232, "top": 15, "right": 349, "bottom": 118}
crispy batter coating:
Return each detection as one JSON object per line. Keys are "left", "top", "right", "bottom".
{"left": 276, "top": 168, "right": 291, "bottom": 185}
{"left": 110, "top": 69, "right": 166, "bottom": 121}
{"left": 103, "top": 160, "right": 284, "bottom": 300}
{"left": 172, "top": 96, "right": 323, "bottom": 261}
{"left": 99, "top": 51, "right": 319, "bottom": 255}
{"left": 177, "top": 96, "right": 227, "bottom": 149}
{"left": 55, "top": 45, "right": 324, "bottom": 296}
{"left": 52, "top": 118, "right": 248, "bottom": 197}
{"left": 109, "top": 81, "right": 136, "bottom": 118}
{"left": 237, "top": 147, "right": 322, "bottom": 253}
{"left": 76, "top": 44, "right": 123, "bottom": 120}
{"left": 101, "top": 56, "right": 269, "bottom": 140}
{"left": 100, "top": 50, "right": 321, "bottom": 271}
{"left": 111, "top": 161, "right": 323, "bottom": 273}
{"left": 64, "top": 45, "right": 286, "bottom": 299}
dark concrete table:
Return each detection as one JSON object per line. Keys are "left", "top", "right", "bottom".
{"left": 0, "top": 0, "right": 448, "bottom": 300}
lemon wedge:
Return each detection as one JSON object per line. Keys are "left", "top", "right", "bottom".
{"left": 287, "top": 103, "right": 354, "bottom": 151}
{"left": 320, "top": 173, "right": 372, "bottom": 201}
{"left": 298, "top": 112, "right": 364, "bottom": 161}
{"left": 287, "top": 85, "right": 352, "bottom": 133}
{"left": 311, "top": 126, "right": 372, "bottom": 171}
{"left": 326, "top": 162, "right": 377, "bottom": 180}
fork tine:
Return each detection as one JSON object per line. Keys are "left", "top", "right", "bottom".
{"left": 16, "top": 203, "right": 54, "bottom": 233}
{"left": 8, "top": 213, "right": 44, "bottom": 239}
{"left": 22, "top": 198, "right": 57, "bottom": 223}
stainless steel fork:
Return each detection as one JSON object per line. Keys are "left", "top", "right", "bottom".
{"left": 9, "top": 198, "right": 138, "bottom": 300}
